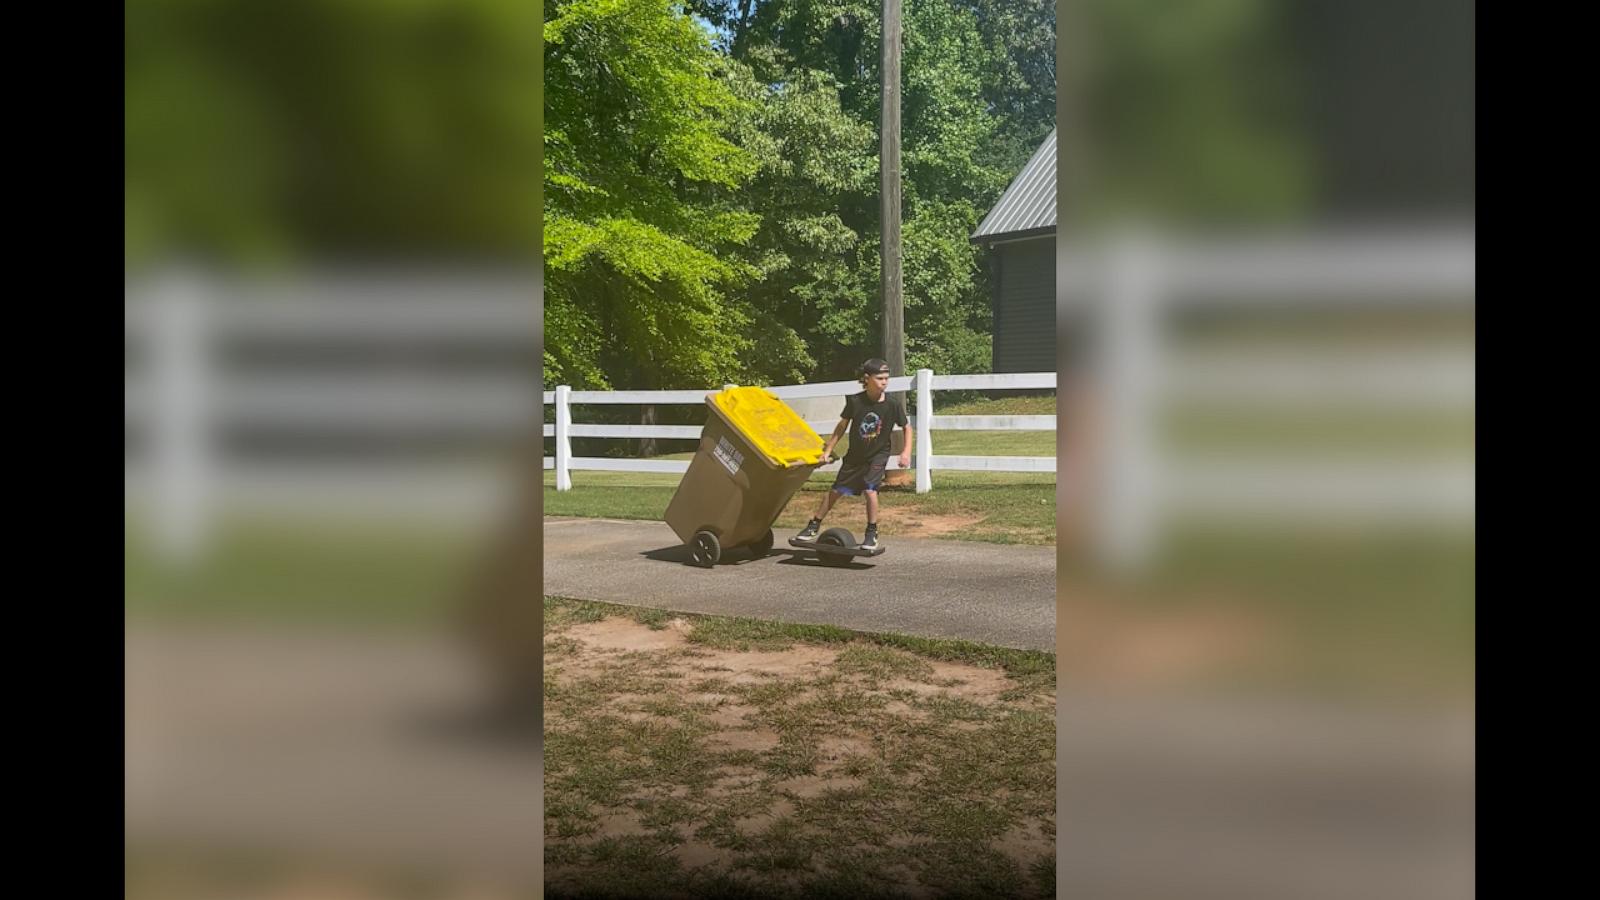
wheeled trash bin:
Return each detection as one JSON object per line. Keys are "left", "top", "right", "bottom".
{"left": 664, "top": 386, "right": 826, "bottom": 566}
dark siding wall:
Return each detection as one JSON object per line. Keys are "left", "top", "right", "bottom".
{"left": 992, "top": 236, "right": 1056, "bottom": 373}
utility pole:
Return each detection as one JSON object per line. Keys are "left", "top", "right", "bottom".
{"left": 880, "top": 0, "right": 904, "bottom": 385}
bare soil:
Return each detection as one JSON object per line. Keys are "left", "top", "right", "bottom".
{"left": 544, "top": 610, "right": 1057, "bottom": 898}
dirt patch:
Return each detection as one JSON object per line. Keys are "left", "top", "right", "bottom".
{"left": 995, "top": 821, "right": 1056, "bottom": 870}
{"left": 778, "top": 774, "right": 862, "bottom": 798}
{"left": 1061, "top": 596, "right": 1283, "bottom": 688}
{"left": 818, "top": 734, "right": 874, "bottom": 761}
{"left": 706, "top": 729, "right": 781, "bottom": 754}
{"left": 591, "top": 810, "right": 653, "bottom": 839}
{"left": 685, "top": 645, "right": 841, "bottom": 683}
{"left": 700, "top": 702, "right": 756, "bottom": 729}
{"left": 920, "top": 661, "right": 1014, "bottom": 700}
{"left": 544, "top": 607, "right": 1056, "bottom": 899}
{"left": 866, "top": 658, "right": 1014, "bottom": 702}
{"left": 563, "top": 617, "right": 691, "bottom": 653}
{"left": 892, "top": 511, "right": 988, "bottom": 538}
{"left": 708, "top": 769, "right": 764, "bottom": 794}
{"left": 882, "top": 699, "right": 925, "bottom": 719}
{"left": 672, "top": 842, "right": 736, "bottom": 870}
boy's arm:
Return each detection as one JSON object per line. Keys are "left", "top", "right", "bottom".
{"left": 896, "top": 399, "right": 912, "bottom": 466}
{"left": 822, "top": 419, "right": 849, "bottom": 462}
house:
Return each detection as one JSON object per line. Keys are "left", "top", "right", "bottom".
{"left": 971, "top": 129, "right": 1056, "bottom": 374}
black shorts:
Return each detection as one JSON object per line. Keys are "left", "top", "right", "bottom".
{"left": 831, "top": 455, "right": 888, "bottom": 495}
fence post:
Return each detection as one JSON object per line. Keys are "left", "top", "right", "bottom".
{"left": 915, "top": 368, "right": 933, "bottom": 493}
{"left": 148, "top": 271, "right": 211, "bottom": 565}
{"left": 1096, "top": 231, "right": 1162, "bottom": 572}
{"left": 555, "top": 384, "right": 573, "bottom": 490}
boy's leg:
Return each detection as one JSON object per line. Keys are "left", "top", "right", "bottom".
{"left": 796, "top": 489, "right": 843, "bottom": 541}
{"left": 859, "top": 457, "right": 886, "bottom": 548}
{"left": 813, "top": 488, "right": 843, "bottom": 520}
{"left": 862, "top": 490, "right": 881, "bottom": 548}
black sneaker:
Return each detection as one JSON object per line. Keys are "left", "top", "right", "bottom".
{"left": 861, "top": 525, "right": 880, "bottom": 550}
{"left": 794, "top": 518, "right": 822, "bottom": 542}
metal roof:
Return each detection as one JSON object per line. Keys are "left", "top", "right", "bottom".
{"left": 971, "top": 128, "right": 1056, "bottom": 243}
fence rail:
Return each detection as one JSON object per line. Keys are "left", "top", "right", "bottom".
{"left": 126, "top": 231, "right": 1471, "bottom": 571}
{"left": 544, "top": 369, "right": 1058, "bottom": 492}
{"left": 1087, "top": 228, "right": 1475, "bottom": 569}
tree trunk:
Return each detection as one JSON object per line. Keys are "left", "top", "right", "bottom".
{"left": 640, "top": 404, "right": 658, "bottom": 458}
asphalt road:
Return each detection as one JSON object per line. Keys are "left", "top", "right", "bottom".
{"left": 542, "top": 517, "right": 1058, "bottom": 651}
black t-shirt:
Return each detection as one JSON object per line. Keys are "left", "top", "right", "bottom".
{"left": 839, "top": 392, "right": 908, "bottom": 462}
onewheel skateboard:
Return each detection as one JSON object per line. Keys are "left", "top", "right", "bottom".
{"left": 788, "top": 526, "right": 885, "bottom": 567}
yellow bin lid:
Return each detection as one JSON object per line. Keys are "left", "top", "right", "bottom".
{"left": 710, "top": 386, "right": 825, "bottom": 468}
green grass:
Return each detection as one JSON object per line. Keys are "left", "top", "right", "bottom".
{"left": 543, "top": 468, "right": 1057, "bottom": 545}
{"left": 126, "top": 847, "right": 543, "bottom": 900}
{"left": 926, "top": 429, "right": 1055, "bottom": 457}
{"left": 125, "top": 515, "right": 480, "bottom": 627}
{"left": 937, "top": 394, "right": 1056, "bottom": 416}
{"left": 1163, "top": 407, "right": 1475, "bottom": 457}
{"left": 1060, "top": 523, "right": 1476, "bottom": 693}
{"left": 543, "top": 596, "right": 1055, "bottom": 899}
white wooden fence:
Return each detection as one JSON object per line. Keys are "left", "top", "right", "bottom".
{"left": 543, "top": 370, "right": 1057, "bottom": 493}
{"left": 126, "top": 229, "right": 1472, "bottom": 572}
{"left": 125, "top": 271, "right": 542, "bottom": 564}
{"left": 1081, "top": 228, "right": 1475, "bottom": 570}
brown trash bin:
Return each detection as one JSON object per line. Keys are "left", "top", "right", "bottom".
{"left": 664, "top": 387, "right": 826, "bottom": 566}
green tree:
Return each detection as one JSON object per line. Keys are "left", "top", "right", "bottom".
{"left": 1074, "top": 0, "right": 1312, "bottom": 224}
{"left": 688, "top": 0, "right": 1052, "bottom": 379}
{"left": 126, "top": 0, "right": 542, "bottom": 266}
{"left": 543, "top": 0, "right": 764, "bottom": 390}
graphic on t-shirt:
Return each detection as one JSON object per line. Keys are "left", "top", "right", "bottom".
{"left": 858, "top": 411, "right": 883, "bottom": 442}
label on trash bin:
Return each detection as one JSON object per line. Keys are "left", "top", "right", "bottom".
{"left": 713, "top": 435, "right": 744, "bottom": 478}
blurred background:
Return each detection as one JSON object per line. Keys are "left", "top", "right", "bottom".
{"left": 125, "top": 1, "right": 545, "bottom": 897}
{"left": 1054, "top": 0, "right": 1472, "bottom": 898}
{"left": 125, "top": 0, "right": 1471, "bottom": 897}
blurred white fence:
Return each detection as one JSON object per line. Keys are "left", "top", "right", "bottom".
{"left": 125, "top": 229, "right": 1473, "bottom": 571}
{"left": 543, "top": 370, "right": 1058, "bottom": 492}
{"left": 1075, "top": 228, "right": 1475, "bottom": 570}
{"left": 124, "top": 272, "right": 541, "bottom": 564}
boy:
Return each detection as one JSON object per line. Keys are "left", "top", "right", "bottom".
{"left": 793, "top": 358, "right": 912, "bottom": 551}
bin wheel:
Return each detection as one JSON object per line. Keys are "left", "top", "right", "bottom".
{"left": 816, "top": 528, "right": 854, "bottom": 567}
{"left": 749, "top": 528, "right": 775, "bottom": 559}
{"left": 690, "top": 530, "right": 722, "bottom": 568}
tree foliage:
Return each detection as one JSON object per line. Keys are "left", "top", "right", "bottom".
{"left": 128, "top": 0, "right": 1329, "bottom": 391}
{"left": 543, "top": 0, "right": 768, "bottom": 390}
{"left": 653, "top": 0, "right": 1057, "bottom": 383}
{"left": 126, "top": 0, "right": 542, "bottom": 266}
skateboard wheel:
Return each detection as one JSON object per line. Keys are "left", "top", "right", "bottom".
{"left": 816, "top": 527, "right": 854, "bottom": 567}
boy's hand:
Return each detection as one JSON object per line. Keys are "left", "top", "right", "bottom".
{"left": 898, "top": 450, "right": 910, "bottom": 469}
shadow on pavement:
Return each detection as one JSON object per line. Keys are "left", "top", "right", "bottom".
{"left": 638, "top": 544, "right": 876, "bottom": 570}
{"left": 639, "top": 544, "right": 766, "bottom": 565}
{"left": 774, "top": 551, "right": 875, "bottom": 571}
